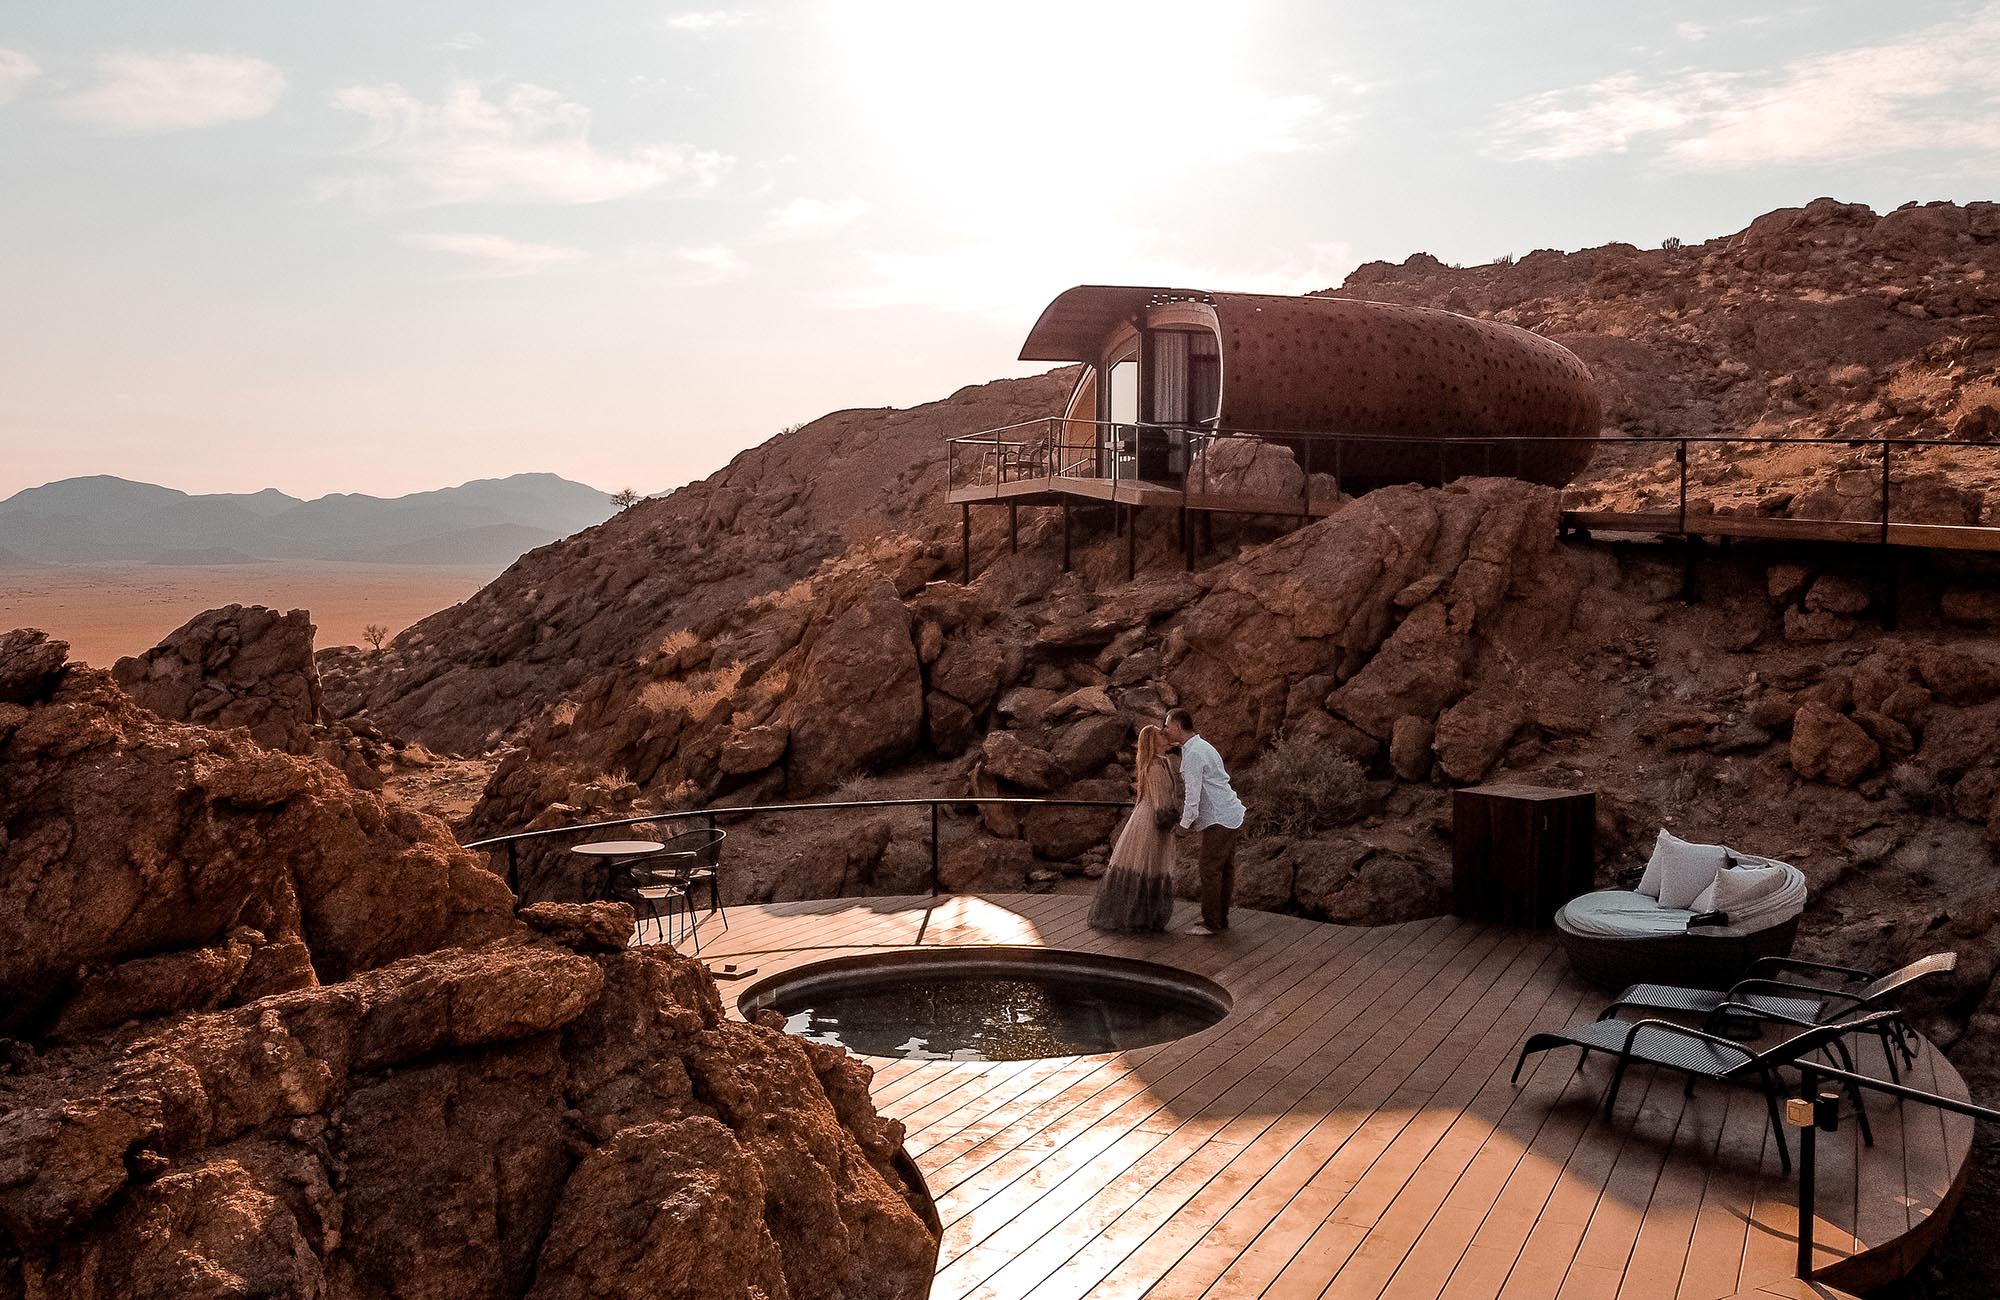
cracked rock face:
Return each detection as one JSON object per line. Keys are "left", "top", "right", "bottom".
{"left": 0, "top": 653, "right": 940, "bottom": 1299}
{"left": 112, "top": 604, "right": 324, "bottom": 753}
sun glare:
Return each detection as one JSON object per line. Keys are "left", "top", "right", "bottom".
{"left": 816, "top": 2, "right": 1336, "bottom": 315}
{"left": 820, "top": 1, "right": 1271, "bottom": 196}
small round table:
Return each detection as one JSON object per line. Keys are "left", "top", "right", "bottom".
{"left": 570, "top": 839, "right": 667, "bottom": 896}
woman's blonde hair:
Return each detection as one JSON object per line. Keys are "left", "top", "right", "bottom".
{"left": 1134, "top": 724, "right": 1166, "bottom": 796}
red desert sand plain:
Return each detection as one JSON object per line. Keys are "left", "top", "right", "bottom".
{"left": 0, "top": 561, "right": 495, "bottom": 665}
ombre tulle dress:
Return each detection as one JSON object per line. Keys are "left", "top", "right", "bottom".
{"left": 1088, "top": 754, "right": 1183, "bottom": 932}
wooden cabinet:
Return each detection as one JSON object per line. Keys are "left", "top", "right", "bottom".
{"left": 1451, "top": 784, "right": 1596, "bottom": 928}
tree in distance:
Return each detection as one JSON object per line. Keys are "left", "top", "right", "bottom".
{"left": 363, "top": 623, "right": 390, "bottom": 652}
{"left": 611, "top": 487, "right": 644, "bottom": 510}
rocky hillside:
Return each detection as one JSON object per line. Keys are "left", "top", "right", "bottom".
{"left": 0, "top": 631, "right": 938, "bottom": 1298}
{"left": 321, "top": 372, "right": 1075, "bottom": 755}
{"left": 1334, "top": 197, "right": 2000, "bottom": 523}
{"left": 327, "top": 198, "right": 2000, "bottom": 760}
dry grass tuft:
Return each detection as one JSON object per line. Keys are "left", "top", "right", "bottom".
{"left": 1244, "top": 731, "right": 1370, "bottom": 838}
{"left": 639, "top": 662, "right": 744, "bottom": 722}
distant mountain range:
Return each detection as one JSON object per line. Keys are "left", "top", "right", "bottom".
{"left": 0, "top": 474, "right": 618, "bottom": 567}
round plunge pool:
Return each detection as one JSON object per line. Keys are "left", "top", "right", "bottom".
{"left": 739, "top": 948, "right": 1232, "bottom": 1062}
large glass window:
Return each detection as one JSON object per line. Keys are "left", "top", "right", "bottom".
{"left": 1107, "top": 358, "right": 1138, "bottom": 425}
{"left": 1105, "top": 357, "right": 1139, "bottom": 479}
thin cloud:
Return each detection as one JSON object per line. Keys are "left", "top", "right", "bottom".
{"left": 400, "top": 231, "right": 586, "bottom": 275}
{"left": 664, "top": 10, "right": 760, "bottom": 33}
{"left": 672, "top": 243, "right": 749, "bottom": 284}
{"left": 330, "top": 80, "right": 730, "bottom": 205}
{"left": 437, "top": 32, "right": 485, "bottom": 53}
{"left": 837, "top": 223, "right": 1354, "bottom": 320}
{"left": 1489, "top": 72, "right": 1735, "bottom": 161}
{"left": 1492, "top": 6, "right": 2000, "bottom": 168}
{"left": 58, "top": 52, "right": 285, "bottom": 132}
{"left": 766, "top": 195, "right": 869, "bottom": 238}
{"left": 0, "top": 49, "right": 39, "bottom": 104}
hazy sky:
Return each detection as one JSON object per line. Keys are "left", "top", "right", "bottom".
{"left": 3, "top": 2, "right": 1996, "bottom": 498}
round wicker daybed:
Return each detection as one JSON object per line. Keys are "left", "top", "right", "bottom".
{"left": 1555, "top": 857, "right": 1809, "bottom": 990}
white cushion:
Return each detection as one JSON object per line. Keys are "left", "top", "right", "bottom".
{"left": 1560, "top": 889, "right": 1685, "bottom": 937}
{"left": 1700, "top": 863, "right": 1793, "bottom": 915}
{"left": 1559, "top": 862, "right": 1807, "bottom": 939}
{"left": 1643, "top": 830, "right": 1729, "bottom": 910}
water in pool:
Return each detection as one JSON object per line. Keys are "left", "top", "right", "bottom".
{"left": 772, "top": 970, "right": 1224, "bottom": 1061}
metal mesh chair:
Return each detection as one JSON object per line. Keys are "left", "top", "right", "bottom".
{"left": 1598, "top": 951, "right": 1956, "bottom": 1082}
{"left": 1511, "top": 1008, "right": 1903, "bottom": 1173}
{"left": 662, "top": 826, "right": 727, "bottom": 938}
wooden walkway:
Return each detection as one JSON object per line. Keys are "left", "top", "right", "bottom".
{"left": 946, "top": 476, "right": 2000, "bottom": 553}
{"left": 949, "top": 475, "right": 1344, "bottom": 520}
{"left": 1561, "top": 509, "right": 2000, "bottom": 553}
{"left": 697, "top": 894, "right": 1973, "bottom": 1300}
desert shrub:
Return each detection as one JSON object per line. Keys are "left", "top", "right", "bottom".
{"left": 1661, "top": 235, "right": 1683, "bottom": 253}
{"left": 657, "top": 628, "right": 697, "bottom": 658}
{"left": 1245, "top": 731, "right": 1370, "bottom": 838}
{"left": 1493, "top": 252, "right": 1515, "bottom": 267}
{"left": 1888, "top": 762, "right": 1946, "bottom": 813}
{"left": 610, "top": 487, "right": 643, "bottom": 510}
{"left": 829, "top": 773, "right": 879, "bottom": 804}
{"left": 1668, "top": 286, "right": 1691, "bottom": 315}
{"left": 639, "top": 662, "right": 743, "bottom": 721}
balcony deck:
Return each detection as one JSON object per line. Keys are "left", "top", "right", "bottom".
{"left": 947, "top": 474, "right": 2000, "bottom": 553}
{"left": 947, "top": 473, "right": 1346, "bottom": 521}
{"left": 698, "top": 893, "right": 1972, "bottom": 1300}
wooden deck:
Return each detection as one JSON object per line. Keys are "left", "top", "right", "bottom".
{"left": 946, "top": 476, "right": 2000, "bottom": 553}
{"left": 949, "top": 475, "right": 1345, "bottom": 520}
{"left": 696, "top": 894, "right": 1973, "bottom": 1300}
{"left": 1561, "top": 509, "right": 2000, "bottom": 553}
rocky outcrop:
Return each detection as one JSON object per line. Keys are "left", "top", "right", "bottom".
{"left": 0, "top": 644, "right": 940, "bottom": 1298}
{"left": 1167, "top": 477, "right": 1567, "bottom": 766}
{"left": 0, "top": 656, "right": 515, "bottom": 1037}
{"left": 781, "top": 577, "right": 925, "bottom": 793}
{"left": 112, "top": 604, "right": 323, "bottom": 752}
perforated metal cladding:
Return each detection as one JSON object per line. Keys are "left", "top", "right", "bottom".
{"left": 1209, "top": 294, "right": 1600, "bottom": 487}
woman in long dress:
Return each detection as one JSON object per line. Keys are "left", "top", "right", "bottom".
{"left": 1089, "top": 724, "right": 1183, "bottom": 932}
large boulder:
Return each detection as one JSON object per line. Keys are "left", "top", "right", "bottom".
{"left": 1432, "top": 690, "right": 1525, "bottom": 784}
{"left": 980, "top": 730, "right": 1064, "bottom": 792}
{"left": 1169, "top": 479, "right": 1564, "bottom": 762}
{"left": 112, "top": 605, "right": 323, "bottom": 753}
{"left": 0, "top": 657, "right": 517, "bottom": 1035}
{"left": 782, "top": 578, "right": 925, "bottom": 793}
{"left": 1187, "top": 437, "right": 1307, "bottom": 502}
{"left": 0, "top": 629, "right": 70, "bottom": 704}
{"left": 1, "top": 941, "right": 938, "bottom": 1300}
{"left": 1789, "top": 701, "right": 1880, "bottom": 785}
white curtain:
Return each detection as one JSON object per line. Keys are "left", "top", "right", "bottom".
{"left": 1151, "top": 331, "right": 1189, "bottom": 423}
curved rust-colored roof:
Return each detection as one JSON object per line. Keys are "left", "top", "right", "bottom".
{"left": 1022, "top": 286, "right": 1601, "bottom": 487}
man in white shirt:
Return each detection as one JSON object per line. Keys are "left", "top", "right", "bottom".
{"left": 1164, "top": 707, "right": 1246, "bottom": 935}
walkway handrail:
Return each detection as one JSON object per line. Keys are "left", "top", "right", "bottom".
{"left": 946, "top": 418, "right": 2000, "bottom": 624}
{"left": 1791, "top": 1054, "right": 2000, "bottom": 1278}
{"left": 463, "top": 795, "right": 1135, "bottom": 897}
{"left": 949, "top": 417, "right": 1989, "bottom": 451}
